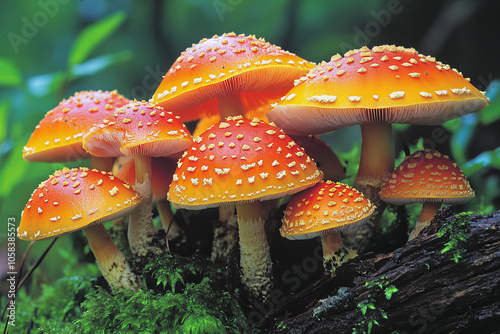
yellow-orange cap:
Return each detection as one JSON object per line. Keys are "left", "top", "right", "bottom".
{"left": 268, "top": 45, "right": 489, "bottom": 135}
{"left": 23, "top": 90, "right": 130, "bottom": 162}
{"left": 379, "top": 149, "right": 474, "bottom": 205}
{"left": 152, "top": 32, "right": 315, "bottom": 122}
{"left": 18, "top": 167, "right": 141, "bottom": 241}
{"left": 168, "top": 116, "right": 323, "bottom": 209}
{"left": 280, "top": 181, "right": 375, "bottom": 240}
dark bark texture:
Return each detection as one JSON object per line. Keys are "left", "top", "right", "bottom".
{"left": 258, "top": 210, "right": 500, "bottom": 334}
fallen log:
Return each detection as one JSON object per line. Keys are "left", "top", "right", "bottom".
{"left": 255, "top": 209, "right": 500, "bottom": 334}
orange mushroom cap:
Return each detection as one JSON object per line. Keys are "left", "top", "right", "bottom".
{"left": 23, "top": 90, "right": 130, "bottom": 162}
{"left": 379, "top": 149, "right": 475, "bottom": 205}
{"left": 268, "top": 45, "right": 489, "bottom": 135}
{"left": 168, "top": 116, "right": 323, "bottom": 209}
{"left": 280, "top": 181, "right": 376, "bottom": 240}
{"left": 82, "top": 100, "right": 193, "bottom": 158}
{"left": 112, "top": 156, "right": 176, "bottom": 202}
{"left": 152, "top": 32, "right": 315, "bottom": 122}
{"left": 18, "top": 167, "right": 142, "bottom": 241}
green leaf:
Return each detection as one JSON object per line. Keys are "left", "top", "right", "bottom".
{"left": 0, "top": 57, "right": 22, "bottom": 87}
{"left": 462, "top": 147, "right": 500, "bottom": 176}
{"left": 70, "top": 50, "right": 133, "bottom": 79}
{"left": 68, "top": 11, "right": 126, "bottom": 67}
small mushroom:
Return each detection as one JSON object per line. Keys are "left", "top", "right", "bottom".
{"left": 379, "top": 149, "right": 474, "bottom": 240}
{"left": 23, "top": 90, "right": 130, "bottom": 170}
{"left": 168, "top": 116, "right": 323, "bottom": 299}
{"left": 18, "top": 167, "right": 142, "bottom": 291}
{"left": 280, "top": 181, "right": 375, "bottom": 273}
{"left": 83, "top": 100, "right": 193, "bottom": 256}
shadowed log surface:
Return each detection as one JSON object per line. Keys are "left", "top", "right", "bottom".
{"left": 257, "top": 209, "right": 500, "bottom": 334}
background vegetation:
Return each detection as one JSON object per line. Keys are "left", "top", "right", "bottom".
{"left": 1, "top": 0, "right": 499, "bottom": 331}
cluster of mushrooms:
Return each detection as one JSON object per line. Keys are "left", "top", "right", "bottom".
{"left": 18, "top": 33, "right": 488, "bottom": 301}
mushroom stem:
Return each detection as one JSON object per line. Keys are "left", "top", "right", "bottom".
{"left": 235, "top": 200, "right": 273, "bottom": 300}
{"left": 217, "top": 93, "right": 245, "bottom": 120}
{"left": 83, "top": 224, "right": 141, "bottom": 291}
{"left": 321, "top": 231, "right": 357, "bottom": 274}
{"left": 355, "top": 122, "right": 394, "bottom": 197}
{"left": 90, "top": 156, "right": 113, "bottom": 172}
{"left": 157, "top": 199, "right": 180, "bottom": 239}
{"left": 129, "top": 155, "right": 163, "bottom": 257}
{"left": 409, "top": 201, "right": 442, "bottom": 240}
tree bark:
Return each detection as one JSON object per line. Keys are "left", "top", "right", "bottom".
{"left": 256, "top": 210, "right": 500, "bottom": 334}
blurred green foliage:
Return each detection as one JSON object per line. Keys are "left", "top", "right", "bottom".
{"left": 1, "top": 1, "right": 499, "bottom": 332}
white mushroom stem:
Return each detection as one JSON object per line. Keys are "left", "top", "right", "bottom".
{"left": 236, "top": 200, "right": 273, "bottom": 300}
{"left": 128, "top": 155, "right": 163, "bottom": 257}
{"left": 217, "top": 93, "right": 245, "bottom": 119}
{"left": 409, "top": 201, "right": 442, "bottom": 240}
{"left": 83, "top": 224, "right": 141, "bottom": 291}
{"left": 321, "top": 230, "right": 357, "bottom": 274}
{"left": 355, "top": 122, "right": 395, "bottom": 198}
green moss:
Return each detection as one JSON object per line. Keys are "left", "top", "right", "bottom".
{"left": 437, "top": 212, "right": 473, "bottom": 263}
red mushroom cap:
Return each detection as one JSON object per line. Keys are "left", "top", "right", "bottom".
{"left": 280, "top": 181, "right": 375, "bottom": 240}
{"left": 82, "top": 100, "right": 193, "bottom": 158}
{"left": 18, "top": 167, "right": 142, "bottom": 241}
{"left": 379, "top": 149, "right": 475, "bottom": 205}
{"left": 152, "top": 32, "right": 315, "bottom": 122}
{"left": 268, "top": 45, "right": 489, "bottom": 135}
{"left": 168, "top": 116, "right": 323, "bottom": 209}
{"left": 23, "top": 90, "right": 130, "bottom": 162}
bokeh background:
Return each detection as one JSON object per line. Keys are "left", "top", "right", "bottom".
{"left": 1, "top": 0, "right": 499, "bottom": 300}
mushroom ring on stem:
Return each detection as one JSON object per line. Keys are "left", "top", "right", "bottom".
{"left": 18, "top": 167, "right": 142, "bottom": 291}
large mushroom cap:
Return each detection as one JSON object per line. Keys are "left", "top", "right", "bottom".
{"left": 82, "top": 100, "right": 193, "bottom": 158}
{"left": 152, "top": 32, "right": 315, "bottom": 122}
{"left": 168, "top": 116, "right": 323, "bottom": 209}
{"left": 23, "top": 90, "right": 130, "bottom": 162}
{"left": 379, "top": 149, "right": 475, "bottom": 205}
{"left": 267, "top": 45, "right": 489, "bottom": 135}
{"left": 280, "top": 181, "right": 376, "bottom": 240}
{"left": 18, "top": 167, "right": 142, "bottom": 241}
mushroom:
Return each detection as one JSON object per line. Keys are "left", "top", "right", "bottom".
{"left": 267, "top": 45, "right": 488, "bottom": 252}
{"left": 23, "top": 90, "right": 130, "bottom": 170}
{"left": 83, "top": 100, "right": 193, "bottom": 256}
{"left": 379, "top": 149, "right": 474, "bottom": 240}
{"left": 18, "top": 167, "right": 142, "bottom": 291}
{"left": 168, "top": 116, "right": 323, "bottom": 299}
{"left": 280, "top": 181, "right": 375, "bottom": 273}
{"left": 152, "top": 32, "right": 315, "bottom": 122}
{"left": 113, "top": 156, "right": 180, "bottom": 238}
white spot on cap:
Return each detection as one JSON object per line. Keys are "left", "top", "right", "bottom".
{"left": 389, "top": 91, "right": 405, "bottom": 99}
